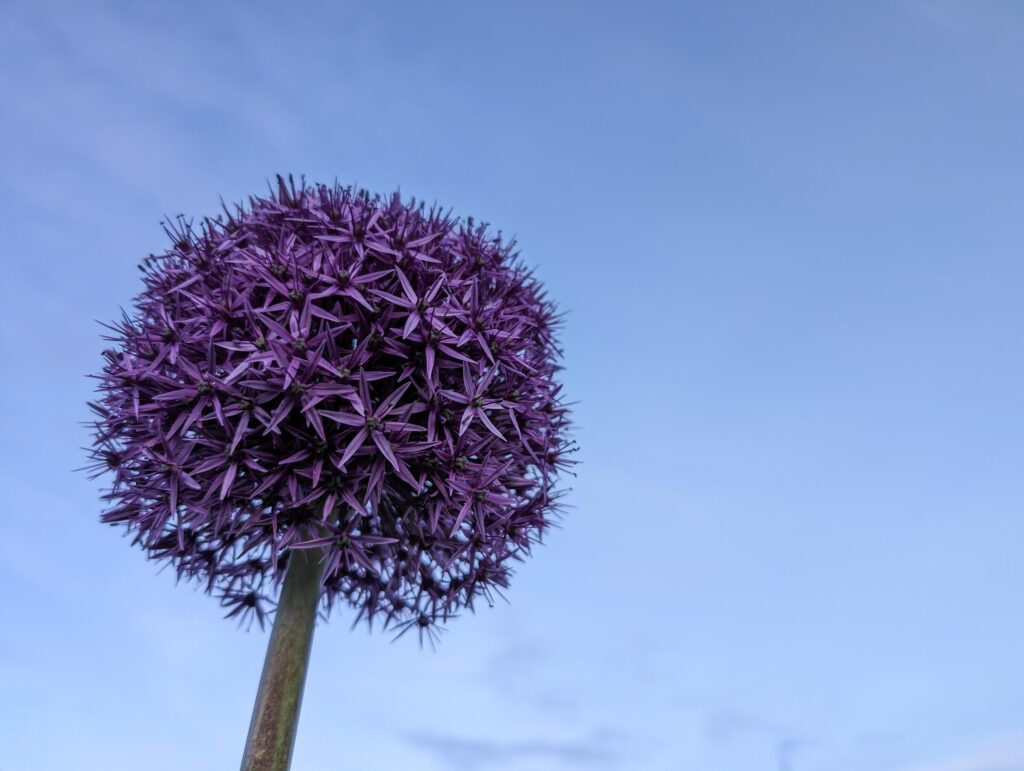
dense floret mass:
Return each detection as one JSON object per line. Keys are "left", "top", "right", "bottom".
{"left": 87, "top": 177, "right": 574, "bottom": 642}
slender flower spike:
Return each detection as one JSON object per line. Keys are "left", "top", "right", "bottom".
{"left": 86, "top": 176, "right": 576, "bottom": 641}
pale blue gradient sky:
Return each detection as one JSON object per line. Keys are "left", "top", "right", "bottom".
{"left": 2, "top": 2, "right": 1024, "bottom": 770}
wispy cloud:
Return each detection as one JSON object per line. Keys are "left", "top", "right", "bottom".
{"left": 484, "top": 638, "right": 550, "bottom": 684}
{"left": 705, "top": 707, "right": 812, "bottom": 747}
{"left": 903, "top": 0, "right": 1024, "bottom": 39}
{"left": 705, "top": 709, "right": 815, "bottom": 771}
{"left": 705, "top": 708, "right": 780, "bottom": 744}
{"left": 903, "top": 737, "right": 1024, "bottom": 771}
{"left": 0, "top": 0, "right": 318, "bottom": 223}
{"left": 776, "top": 737, "right": 816, "bottom": 771}
{"left": 404, "top": 730, "right": 620, "bottom": 770}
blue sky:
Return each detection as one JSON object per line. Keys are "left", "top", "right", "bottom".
{"left": 2, "top": 1, "right": 1024, "bottom": 769}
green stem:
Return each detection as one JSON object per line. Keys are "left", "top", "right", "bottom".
{"left": 240, "top": 548, "right": 326, "bottom": 771}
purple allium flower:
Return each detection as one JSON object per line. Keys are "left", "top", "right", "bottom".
{"left": 87, "top": 176, "right": 575, "bottom": 644}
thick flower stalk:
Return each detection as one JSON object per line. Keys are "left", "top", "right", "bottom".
{"left": 87, "top": 176, "right": 574, "bottom": 768}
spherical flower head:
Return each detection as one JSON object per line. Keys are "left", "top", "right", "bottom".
{"left": 87, "top": 176, "right": 575, "bottom": 643}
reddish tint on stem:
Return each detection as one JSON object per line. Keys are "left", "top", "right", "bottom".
{"left": 241, "top": 548, "right": 325, "bottom": 771}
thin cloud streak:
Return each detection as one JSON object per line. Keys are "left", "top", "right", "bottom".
{"left": 403, "top": 730, "right": 620, "bottom": 770}
{"left": 903, "top": 737, "right": 1024, "bottom": 771}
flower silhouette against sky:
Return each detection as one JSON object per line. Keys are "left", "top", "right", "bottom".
{"left": 87, "top": 176, "right": 575, "bottom": 646}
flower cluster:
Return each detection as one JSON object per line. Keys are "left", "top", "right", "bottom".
{"left": 87, "top": 177, "right": 574, "bottom": 643}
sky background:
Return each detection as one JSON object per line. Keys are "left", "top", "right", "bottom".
{"left": 2, "top": 1, "right": 1024, "bottom": 770}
